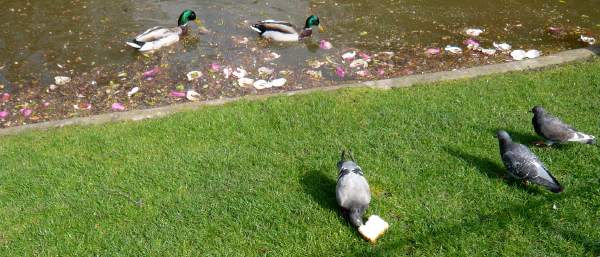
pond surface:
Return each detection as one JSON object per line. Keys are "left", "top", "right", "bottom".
{"left": 0, "top": 0, "right": 598, "bottom": 127}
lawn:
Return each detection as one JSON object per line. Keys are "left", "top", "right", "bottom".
{"left": 1, "top": 59, "right": 599, "bottom": 256}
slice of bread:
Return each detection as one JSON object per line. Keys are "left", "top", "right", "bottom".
{"left": 358, "top": 215, "right": 389, "bottom": 243}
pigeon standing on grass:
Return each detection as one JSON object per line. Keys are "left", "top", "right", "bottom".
{"left": 496, "top": 130, "right": 564, "bottom": 193}
{"left": 336, "top": 150, "right": 371, "bottom": 228}
{"left": 531, "top": 106, "right": 596, "bottom": 146}
{"left": 335, "top": 150, "right": 389, "bottom": 243}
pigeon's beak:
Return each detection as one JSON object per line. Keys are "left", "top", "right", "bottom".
{"left": 318, "top": 25, "right": 325, "bottom": 33}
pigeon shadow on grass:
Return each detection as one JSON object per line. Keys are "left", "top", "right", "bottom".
{"left": 443, "top": 146, "right": 542, "bottom": 193}
{"left": 300, "top": 168, "right": 339, "bottom": 213}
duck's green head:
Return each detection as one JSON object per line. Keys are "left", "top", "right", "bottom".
{"left": 178, "top": 9, "right": 202, "bottom": 26}
{"left": 305, "top": 15, "right": 324, "bottom": 32}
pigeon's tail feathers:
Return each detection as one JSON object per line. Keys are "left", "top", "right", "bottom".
{"left": 531, "top": 166, "right": 563, "bottom": 193}
{"left": 550, "top": 184, "right": 564, "bottom": 193}
{"left": 568, "top": 132, "right": 596, "bottom": 144}
{"left": 348, "top": 208, "right": 365, "bottom": 227}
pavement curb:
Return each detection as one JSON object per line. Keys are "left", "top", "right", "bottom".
{"left": 1, "top": 46, "right": 598, "bottom": 136}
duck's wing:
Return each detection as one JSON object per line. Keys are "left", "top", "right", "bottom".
{"left": 251, "top": 20, "right": 297, "bottom": 35}
{"left": 134, "top": 26, "right": 180, "bottom": 43}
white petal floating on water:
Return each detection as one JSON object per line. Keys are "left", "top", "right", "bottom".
{"left": 186, "top": 90, "right": 201, "bottom": 101}
{"left": 444, "top": 45, "right": 462, "bottom": 54}
{"left": 270, "top": 78, "right": 287, "bottom": 87}
{"left": 425, "top": 48, "right": 441, "bottom": 55}
{"left": 480, "top": 48, "right": 497, "bottom": 56}
{"left": 258, "top": 67, "right": 274, "bottom": 76}
{"left": 525, "top": 50, "right": 541, "bottom": 59}
{"left": 253, "top": 80, "right": 271, "bottom": 90}
{"left": 111, "top": 103, "right": 126, "bottom": 111}
{"left": 510, "top": 50, "right": 527, "bottom": 60}
{"left": 264, "top": 52, "right": 281, "bottom": 61}
{"left": 493, "top": 42, "right": 512, "bottom": 51}
{"left": 186, "top": 71, "right": 203, "bottom": 81}
{"left": 232, "top": 68, "right": 247, "bottom": 79}
{"left": 580, "top": 35, "right": 596, "bottom": 45}
{"left": 54, "top": 76, "right": 71, "bottom": 86}
{"left": 127, "top": 87, "right": 139, "bottom": 97}
{"left": 342, "top": 51, "right": 356, "bottom": 61}
{"left": 238, "top": 77, "right": 254, "bottom": 87}
{"left": 349, "top": 59, "right": 369, "bottom": 69}
{"left": 465, "top": 28, "right": 484, "bottom": 37}
{"left": 223, "top": 67, "right": 233, "bottom": 79}
{"left": 319, "top": 40, "right": 333, "bottom": 50}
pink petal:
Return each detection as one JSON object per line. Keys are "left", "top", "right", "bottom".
{"left": 210, "top": 63, "right": 221, "bottom": 72}
{"left": 356, "top": 70, "right": 369, "bottom": 77}
{"left": 42, "top": 102, "right": 50, "bottom": 108}
{"left": 0, "top": 110, "right": 9, "bottom": 119}
{"left": 111, "top": 103, "right": 126, "bottom": 111}
{"left": 19, "top": 108, "right": 32, "bottom": 117}
{"left": 143, "top": 67, "right": 160, "bottom": 79}
{"left": 358, "top": 52, "right": 372, "bottom": 62}
{"left": 463, "top": 38, "right": 480, "bottom": 49}
{"left": 425, "top": 48, "right": 441, "bottom": 55}
{"left": 1, "top": 93, "right": 10, "bottom": 102}
{"left": 377, "top": 68, "right": 386, "bottom": 76}
{"left": 170, "top": 91, "right": 186, "bottom": 98}
{"left": 319, "top": 40, "right": 333, "bottom": 50}
{"left": 335, "top": 66, "right": 346, "bottom": 78}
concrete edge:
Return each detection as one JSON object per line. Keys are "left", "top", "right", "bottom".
{"left": 1, "top": 46, "right": 598, "bottom": 136}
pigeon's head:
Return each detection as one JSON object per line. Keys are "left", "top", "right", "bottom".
{"left": 495, "top": 130, "right": 512, "bottom": 142}
{"left": 530, "top": 106, "right": 545, "bottom": 115}
{"left": 337, "top": 149, "right": 358, "bottom": 170}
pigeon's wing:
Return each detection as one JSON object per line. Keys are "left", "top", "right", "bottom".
{"left": 540, "top": 115, "right": 578, "bottom": 142}
{"left": 502, "top": 144, "right": 562, "bottom": 192}
{"left": 336, "top": 173, "right": 371, "bottom": 209}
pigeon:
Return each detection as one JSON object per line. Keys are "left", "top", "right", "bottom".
{"left": 336, "top": 150, "right": 371, "bottom": 227}
{"left": 496, "top": 130, "right": 563, "bottom": 193}
{"left": 531, "top": 106, "right": 596, "bottom": 146}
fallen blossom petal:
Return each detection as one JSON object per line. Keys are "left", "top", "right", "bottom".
{"left": 19, "top": 108, "right": 32, "bottom": 117}
{"left": 350, "top": 59, "right": 369, "bottom": 69}
{"left": 54, "top": 76, "right": 71, "bottom": 85}
{"left": 525, "top": 50, "right": 541, "bottom": 59}
{"left": 493, "top": 42, "right": 512, "bottom": 51}
{"left": 143, "top": 67, "right": 160, "bottom": 78}
{"left": 425, "top": 48, "right": 441, "bottom": 55}
{"left": 444, "top": 45, "right": 462, "bottom": 54}
{"left": 127, "top": 87, "right": 140, "bottom": 97}
{"left": 258, "top": 67, "right": 274, "bottom": 76}
{"left": 170, "top": 91, "right": 186, "bottom": 98}
{"left": 111, "top": 103, "right": 126, "bottom": 111}
{"left": 1, "top": 93, "right": 10, "bottom": 102}
{"left": 342, "top": 51, "right": 356, "bottom": 61}
{"left": 358, "top": 52, "right": 372, "bottom": 62}
{"left": 238, "top": 77, "right": 254, "bottom": 87}
{"left": 319, "top": 40, "right": 333, "bottom": 50}
{"left": 0, "top": 110, "right": 8, "bottom": 119}
{"left": 270, "top": 78, "right": 287, "bottom": 87}
{"left": 232, "top": 68, "right": 247, "bottom": 79}
{"left": 510, "top": 50, "right": 527, "bottom": 60}
{"left": 480, "top": 48, "right": 497, "bottom": 55}
{"left": 463, "top": 38, "right": 480, "bottom": 50}
{"left": 377, "top": 68, "right": 386, "bottom": 76}
{"left": 186, "top": 90, "right": 201, "bottom": 101}
{"left": 465, "top": 28, "right": 484, "bottom": 37}
{"left": 335, "top": 66, "right": 346, "bottom": 78}
{"left": 186, "top": 71, "right": 203, "bottom": 81}
{"left": 223, "top": 67, "right": 233, "bottom": 79}
{"left": 580, "top": 35, "right": 596, "bottom": 45}
{"left": 356, "top": 70, "right": 370, "bottom": 77}
{"left": 210, "top": 63, "right": 221, "bottom": 72}
{"left": 253, "top": 80, "right": 270, "bottom": 90}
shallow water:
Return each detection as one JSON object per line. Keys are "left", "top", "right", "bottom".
{"left": 0, "top": 0, "right": 598, "bottom": 126}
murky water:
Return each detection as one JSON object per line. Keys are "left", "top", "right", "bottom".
{"left": 0, "top": 0, "right": 598, "bottom": 126}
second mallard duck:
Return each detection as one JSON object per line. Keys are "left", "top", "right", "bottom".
{"left": 250, "top": 15, "right": 324, "bottom": 42}
{"left": 126, "top": 9, "right": 202, "bottom": 52}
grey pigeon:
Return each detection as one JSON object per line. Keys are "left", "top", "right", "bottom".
{"left": 496, "top": 130, "right": 563, "bottom": 193}
{"left": 531, "top": 106, "right": 596, "bottom": 145}
{"left": 336, "top": 150, "right": 371, "bottom": 227}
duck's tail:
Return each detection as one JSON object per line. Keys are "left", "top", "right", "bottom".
{"left": 126, "top": 40, "right": 145, "bottom": 49}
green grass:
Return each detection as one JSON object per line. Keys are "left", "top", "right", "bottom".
{"left": 1, "top": 59, "right": 600, "bottom": 256}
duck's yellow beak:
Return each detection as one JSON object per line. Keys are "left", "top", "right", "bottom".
{"left": 194, "top": 19, "right": 203, "bottom": 26}
{"left": 318, "top": 25, "right": 325, "bottom": 33}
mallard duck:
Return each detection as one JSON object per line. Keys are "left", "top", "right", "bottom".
{"left": 126, "top": 9, "right": 202, "bottom": 52}
{"left": 250, "top": 15, "right": 324, "bottom": 42}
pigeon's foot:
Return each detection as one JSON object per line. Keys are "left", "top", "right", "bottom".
{"left": 522, "top": 180, "right": 530, "bottom": 187}
{"left": 533, "top": 141, "right": 551, "bottom": 147}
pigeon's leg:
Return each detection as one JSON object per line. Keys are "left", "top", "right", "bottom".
{"left": 522, "top": 179, "right": 530, "bottom": 187}
{"left": 533, "top": 140, "right": 553, "bottom": 147}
